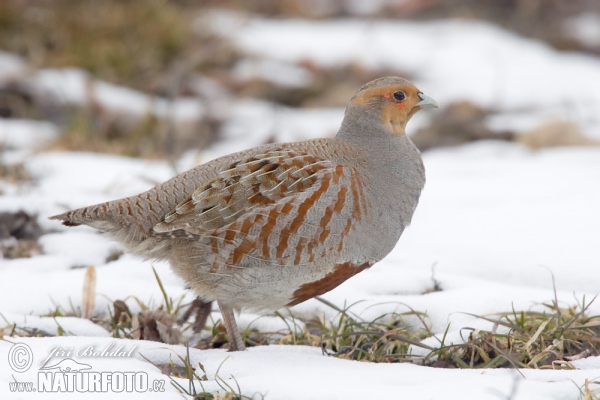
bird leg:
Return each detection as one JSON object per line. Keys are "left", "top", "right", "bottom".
{"left": 193, "top": 299, "right": 213, "bottom": 333}
{"left": 217, "top": 301, "right": 246, "bottom": 351}
{"left": 178, "top": 298, "right": 213, "bottom": 334}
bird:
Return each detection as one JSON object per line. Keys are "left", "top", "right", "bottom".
{"left": 50, "top": 76, "right": 437, "bottom": 351}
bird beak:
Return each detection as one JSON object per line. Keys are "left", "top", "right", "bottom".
{"left": 416, "top": 93, "right": 438, "bottom": 109}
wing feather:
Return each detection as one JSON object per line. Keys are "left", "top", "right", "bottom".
{"left": 153, "top": 150, "right": 335, "bottom": 235}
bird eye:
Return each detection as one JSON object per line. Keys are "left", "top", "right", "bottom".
{"left": 392, "top": 91, "right": 406, "bottom": 101}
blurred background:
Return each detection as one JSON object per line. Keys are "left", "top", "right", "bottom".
{"left": 1, "top": 0, "right": 600, "bottom": 265}
{"left": 0, "top": 0, "right": 599, "bottom": 162}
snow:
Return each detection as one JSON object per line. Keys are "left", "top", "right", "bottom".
{"left": 0, "top": 51, "right": 24, "bottom": 84}
{"left": 399, "top": 142, "right": 600, "bottom": 293}
{"left": 32, "top": 69, "right": 205, "bottom": 122}
{"left": 1, "top": 338, "right": 598, "bottom": 399}
{"left": 2, "top": 13, "right": 600, "bottom": 400}
{"left": 206, "top": 100, "right": 343, "bottom": 161}
{"left": 207, "top": 14, "right": 600, "bottom": 138}
{"left": 232, "top": 59, "right": 314, "bottom": 88}
{"left": 3, "top": 137, "right": 600, "bottom": 399}
{"left": 0, "top": 119, "right": 59, "bottom": 150}
{"left": 565, "top": 13, "right": 600, "bottom": 48}
{"left": 1, "top": 314, "right": 111, "bottom": 337}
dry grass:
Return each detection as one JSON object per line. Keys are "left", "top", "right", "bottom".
{"left": 155, "top": 345, "right": 263, "bottom": 400}
{"left": 0, "top": 0, "right": 198, "bottom": 94}
{"left": 517, "top": 120, "right": 600, "bottom": 149}
{"left": 0, "top": 0, "right": 232, "bottom": 159}
{"left": 2, "top": 1, "right": 597, "bottom": 159}
{"left": 431, "top": 297, "right": 600, "bottom": 369}
{"left": 0, "top": 160, "right": 31, "bottom": 184}
{"left": 269, "top": 299, "right": 430, "bottom": 362}
{"left": 579, "top": 379, "right": 600, "bottom": 400}
{"left": 2, "top": 268, "right": 599, "bottom": 399}
{"left": 3, "top": 267, "right": 599, "bottom": 369}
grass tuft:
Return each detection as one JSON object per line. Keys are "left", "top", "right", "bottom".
{"left": 0, "top": 0, "right": 201, "bottom": 93}
{"left": 275, "top": 300, "right": 431, "bottom": 363}
{"left": 430, "top": 296, "right": 600, "bottom": 369}
{"left": 578, "top": 379, "right": 600, "bottom": 400}
{"left": 3, "top": 267, "right": 598, "bottom": 373}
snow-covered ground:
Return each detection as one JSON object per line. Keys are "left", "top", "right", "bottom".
{"left": 206, "top": 12, "right": 600, "bottom": 139}
{"left": 2, "top": 13, "right": 600, "bottom": 400}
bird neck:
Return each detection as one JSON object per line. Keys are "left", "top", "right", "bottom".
{"left": 333, "top": 107, "right": 425, "bottom": 259}
{"left": 336, "top": 105, "right": 408, "bottom": 152}
{"left": 334, "top": 104, "right": 424, "bottom": 189}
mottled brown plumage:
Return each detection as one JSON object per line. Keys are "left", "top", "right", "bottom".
{"left": 50, "top": 77, "right": 437, "bottom": 351}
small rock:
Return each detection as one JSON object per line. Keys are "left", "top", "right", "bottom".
{"left": 0, "top": 210, "right": 42, "bottom": 240}
{"left": 1, "top": 239, "right": 43, "bottom": 259}
{"left": 516, "top": 120, "right": 600, "bottom": 149}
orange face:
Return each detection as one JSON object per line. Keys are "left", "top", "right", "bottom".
{"left": 351, "top": 83, "right": 438, "bottom": 135}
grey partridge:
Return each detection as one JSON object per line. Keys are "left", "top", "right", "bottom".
{"left": 50, "top": 77, "right": 437, "bottom": 351}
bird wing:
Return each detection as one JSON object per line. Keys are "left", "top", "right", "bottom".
{"left": 154, "top": 149, "right": 339, "bottom": 236}
{"left": 153, "top": 148, "right": 365, "bottom": 268}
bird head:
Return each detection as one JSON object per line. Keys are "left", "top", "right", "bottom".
{"left": 346, "top": 76, "right": 438, "bottom": 135}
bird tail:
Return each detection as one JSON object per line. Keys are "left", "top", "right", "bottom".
{"left": 49, "top": 198, "right": 171, "bottom": 260}
{"left": 49, "top": 202, "right": 113, "bottom": 229}
{"left": 49, "top": 212, "right": 81, "bottom": 226}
